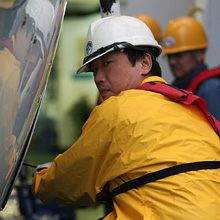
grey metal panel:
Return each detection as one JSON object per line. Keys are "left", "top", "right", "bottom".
{"left": 0, "top": 0, "right": 66, "bottom": 210}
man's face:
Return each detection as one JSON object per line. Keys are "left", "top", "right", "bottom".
{"left": 91, "top": 51, "right": 144, "bottom": 100}
{"left": 167, "top": 51, "right": 198, "bottom": 79}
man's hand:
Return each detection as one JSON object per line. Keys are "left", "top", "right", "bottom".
{"left": 32, "top": 162, "right": 52, "bottom": 177}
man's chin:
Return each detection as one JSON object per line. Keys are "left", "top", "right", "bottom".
{"left": 102, "top": 93, "right": 115, "bottom": 101}
{"left": 172, "top": 70, "right": 185, "bottom": 79}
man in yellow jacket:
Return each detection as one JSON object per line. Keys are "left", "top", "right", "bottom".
{"left": 32, "top": 16, "right": 220, "bottom": 220}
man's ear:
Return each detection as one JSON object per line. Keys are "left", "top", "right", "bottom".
{"left": 141, "top": 53, "right": 152, "bottom": 76}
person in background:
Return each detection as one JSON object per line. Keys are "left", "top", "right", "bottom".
{"left": 32, "top": 16, "right": 220, "bottom": 220}
{"left": 162, "top": 16, "right": 220, "bottom": 120}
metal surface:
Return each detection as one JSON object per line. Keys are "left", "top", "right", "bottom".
{"left": 0, "top": 0, "right": 66, "bottom": 210}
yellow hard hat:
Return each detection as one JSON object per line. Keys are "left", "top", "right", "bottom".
{"left": 162, "top": 16, "right": 208, "bottom": 54}
{"left": 135, "top": 14, "right": 162, "bottom": 43}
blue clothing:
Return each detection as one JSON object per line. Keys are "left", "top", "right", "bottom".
{"left": 172, "top": 64, "right": 220, "bottom": 121}
{"left": 172, "top": 64, "right": 207, "bottom": 89}
{"left": 196, "top": 77, "right": 220, "bottom": 121}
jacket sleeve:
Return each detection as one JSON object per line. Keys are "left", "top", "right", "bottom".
{"left": 32, "top": 102, "right": 125, "bottom": 207}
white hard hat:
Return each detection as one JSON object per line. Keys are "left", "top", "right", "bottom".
{"left": 77, "top": 15, "right": 162, "bottom": 74}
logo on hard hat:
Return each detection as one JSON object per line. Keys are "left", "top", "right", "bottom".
{"left": 164, "top": 36, "right": 176, "bottom": 47}
{"left": 86, "top": 41, "right": 93, "bottom": 55}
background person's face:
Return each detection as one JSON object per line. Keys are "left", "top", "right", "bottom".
{"left": 167, "top": 51, "right": 198, "bottom": 79}
{"left": 92, "top": 51, "right": 144, "bottom": 100}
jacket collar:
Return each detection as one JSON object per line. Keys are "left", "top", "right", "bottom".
{"left": 139, "top": 76, "right": 167, "bottom": 86}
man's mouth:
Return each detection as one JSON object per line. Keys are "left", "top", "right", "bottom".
{"left": 98, "top": 87, "right": 111, "bottom": 99}
{"left": 99, "top": 88, "right": 109, "bottom": 96}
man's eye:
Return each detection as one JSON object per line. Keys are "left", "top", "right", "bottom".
{"left": 104, "top": 61, "right": 111, "bottom": 66}
{"left": 92, "top": 68, "right": 98, "bottom": 72}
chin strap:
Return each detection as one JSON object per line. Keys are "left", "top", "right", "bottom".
{"left": 110, "top": 161, "right": 220, "bottom": 198}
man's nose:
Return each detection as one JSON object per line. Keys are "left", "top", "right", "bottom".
{"left": 167, "top": 54, "right": 177, "bottom": 65}
{"left": 94, "top": 70, "right": 105, "bottom": 84}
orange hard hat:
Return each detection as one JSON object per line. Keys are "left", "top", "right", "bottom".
{"left": 135, "top": 14, "right": 162, "bottom": 43}
{"left": 162, "top": 16, "right": 208, "bottom": 54}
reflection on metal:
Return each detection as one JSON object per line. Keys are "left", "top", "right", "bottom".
{"left": 0, "top": 0, "right": 67, "bottom": 210}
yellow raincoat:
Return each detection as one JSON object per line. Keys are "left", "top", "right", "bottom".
{"left": 0, "top": 47, "right": 20, "bottom": 181}
{"left": 33, "top": 76, "right": 220, "bottom": 220}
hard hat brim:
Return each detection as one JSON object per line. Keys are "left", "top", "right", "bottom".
{"left": 76, "top": 47, "right": 115, "bottom": 74}
{"left": 77, "top": 42, "right": 162, "bottom": 74}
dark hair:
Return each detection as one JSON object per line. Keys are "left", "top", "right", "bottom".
{"left": 123, "top": 47, "right": 162, "bottom": 77}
